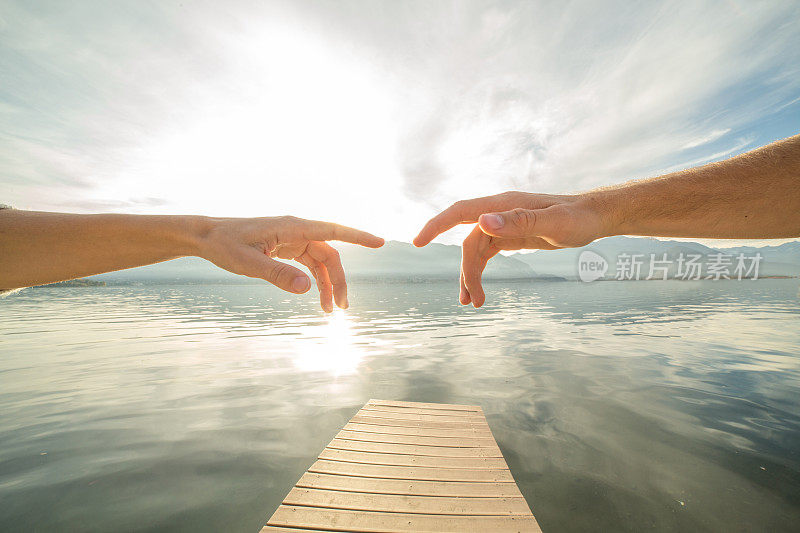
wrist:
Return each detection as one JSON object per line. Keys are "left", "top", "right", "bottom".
{"left": 174, "top": 215, "right": 214, "bottom": 258}
{"left": 576, "top": 189, "right": 622, "bottom": 239}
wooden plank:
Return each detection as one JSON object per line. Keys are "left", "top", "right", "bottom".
{"left": 260, "top": 526, "right": 319, "bottom": 533}
{"left": 318, "top": 448, "right": 509, "bottom": 469}
{"left": 353, "top": 410, "right": 489, "bottom": 428}
{"left": 361, "top": 405, "right": 485, "bottom": 418}
{"left": 308, "top": 459, "right": 515, "bottom": 482}
{"left": 282, "top": 487, "right": 532, "bottom": 515}
{"left": 351, "top": 415, "right": 490, "bottom": 430}
{"left": 351, "top": 411, "right": 485, "bottom": 423}
{"left": 295, "top": 472, "right": 524, "bottom": 497}
{"left": 327, "top": 438, "right": 504, "bottom": 457}
{"left": 344, "top": 421, "right": 493, "bottom": 438}
{"left": 263, "top": 400, "right": 539, "bottom": 531}
{"left": 368, "top": 399, "right": 482, "bottom": 412}
{"left": 336, "top": 430, "right": 497, "bottom": 447}
{"left": 268, "top": 506, "right": 541, "bottom": 532}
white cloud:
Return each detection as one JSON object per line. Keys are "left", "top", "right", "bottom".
{"left": 682, "top": 129, "right": 731, "bottom": 150}
{"left": 660, "top": 135, "right": 756, "bottom": 175}
{"left": 376, "top": 1, "right": 800, "bottom": 199}
{"left": 1, "top": 0, "right": 799, "bottom": 247}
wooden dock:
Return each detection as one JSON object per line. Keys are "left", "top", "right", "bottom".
{"left": 261, "top": 399, "right": 541, "bottom": 532}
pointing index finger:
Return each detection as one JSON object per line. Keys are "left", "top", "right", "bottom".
{"left": 302, "top": 220, "right": 384, "bottom": 248}
{"left": 414, "top": 195, "right": 515, "bottom": 247}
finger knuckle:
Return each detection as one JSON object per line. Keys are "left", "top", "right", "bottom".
{"left": 271, "top": 262, "right": 293, "bottom": 280}
{"left": 462, "top": 234, "right": 479, "bottom": 251}
{"left": 505, "top": 190, "right": 527, "bottom": 201}
{"left": 279, "top": 215, "right": 297, "bottom": 223}
{"left": 510, "top": 208, "right": 535, "bottom": 228}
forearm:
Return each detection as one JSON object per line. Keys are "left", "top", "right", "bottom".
{"left": 588, "top": 134, "right": 800, "bottom": 239}
{"left": 0, "top": 211, "right": 209, "bottom": 289}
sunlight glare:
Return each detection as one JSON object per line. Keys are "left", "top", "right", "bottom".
{"left": 92, "top": 21, "right": 401, "bottom": 226}
{"left": 293, "top": 310, "right": 364, "bottom": 375}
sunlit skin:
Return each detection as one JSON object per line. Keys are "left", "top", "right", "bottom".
{"left": 414, "top": 134, "right": 800, "bottom": 308}
{"left": 0, "top": 213, "right": 384, "bottom": 313}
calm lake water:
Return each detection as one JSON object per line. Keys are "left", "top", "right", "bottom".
{"left": 1, "top": 279, "right": 800, "bottom": 532}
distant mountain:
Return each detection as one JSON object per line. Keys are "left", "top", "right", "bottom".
{"left": 91, "top": 257, "right": 241, "bottom": 283}
{"left": 721, "top": 241, "right": 800, "bottom": 265}
{"left": 513, "top": 236, "right": 800, "bottom": 280}
{"left": 337, "top": 240, "right": 545, "bottom": 280}
{"left": 92, "top": 240, "right": 545, "bottom": 284}
{"left": 89, "top": 237, "right": 800, "bottom": 284}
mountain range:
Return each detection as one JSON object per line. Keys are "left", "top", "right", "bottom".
{"left": 514, "top": 236, "right": 800, "bottom": 280}
{"left": 90, "top": 237, "right": 800, "bottom": 284}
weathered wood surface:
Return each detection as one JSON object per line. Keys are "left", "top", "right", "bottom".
{"left": 261, "top": 399, "right": 540, "bottom": 532}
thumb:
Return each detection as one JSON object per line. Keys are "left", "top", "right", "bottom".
{"left": 478, "top": 207, "right": 556, "bottom": 238}
{"left": 237, "top": 248, "right": 311, "bottom": 294}
{"left": 263, "top": 257, "right": 312, "bottom": 294}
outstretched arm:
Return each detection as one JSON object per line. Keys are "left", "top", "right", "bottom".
{"left": 0, "top": 211, "right": 384, "bottom": 312}
{"left": 414, "top": 133, "right": 800, "bottom": 307}
{"left": 595, "top": 133, "right": 800, "bottom": 239}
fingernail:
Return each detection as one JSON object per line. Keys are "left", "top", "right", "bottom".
{"left": 292, "top": 276, "right": 310, "bottom": 293}
{"left": 482, "top": 214, "right": 504, "bottom": 230}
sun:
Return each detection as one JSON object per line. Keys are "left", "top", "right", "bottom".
{"left": 293, "top": 309, "right": 365, "bottom": 375}
{"left": 90, "top": 20, "right": 403, "bottom": 234}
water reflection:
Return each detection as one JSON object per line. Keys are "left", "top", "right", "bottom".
{"left": 293, "top": 310, "right": 366, "bottom": 375}
{"left": 1, "top": 279, "right": 799, "bottom": 532}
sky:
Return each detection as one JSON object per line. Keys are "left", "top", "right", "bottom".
{"left": 1, "top": 0, "right": 799, "bottom": 247}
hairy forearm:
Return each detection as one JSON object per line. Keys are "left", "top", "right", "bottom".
{"left": 588, "top": 134, "right": 800, "bottom": 239}
{"left": 0, "top": 211, "right": 208, "bottom": 289}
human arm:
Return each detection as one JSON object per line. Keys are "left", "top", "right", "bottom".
{"left": 414, "top": 133, "right": 800, "bottom": 307}
{"left": 0, "top": 211, "right": 384, "bottom": 312}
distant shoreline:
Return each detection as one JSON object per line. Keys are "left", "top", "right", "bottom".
{"left": 33, "top": 278, "right": 106, "bottom": 288}
{"left": 32, "top": 275, "right": 798, "bottom": 288}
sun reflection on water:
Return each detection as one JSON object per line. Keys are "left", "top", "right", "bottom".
{"left": 293, "top": 310, "right": 365, "bottom": 375}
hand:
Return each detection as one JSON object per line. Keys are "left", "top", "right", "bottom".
{"left": 197, "top": 216, "right": 384, "bottom": 312}
{"left": 413, "top": 191, "right": 608, "bottom": 307}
